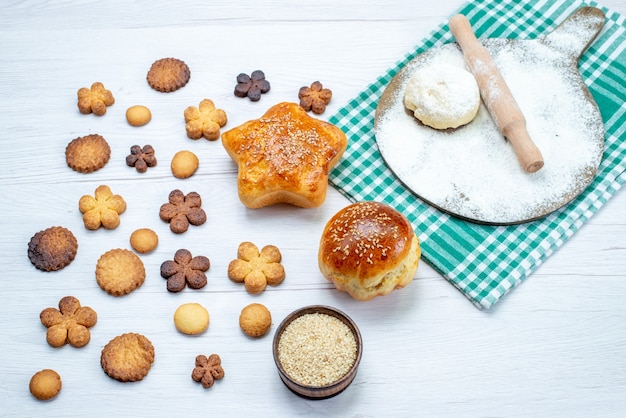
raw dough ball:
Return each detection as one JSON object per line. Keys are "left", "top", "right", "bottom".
{"left": 404, "top": 64, "right": 480, "bottom": 129}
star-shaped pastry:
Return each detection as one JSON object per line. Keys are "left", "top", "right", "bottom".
{"left": 221, "top": 102, "right": 348, "bottom": 208}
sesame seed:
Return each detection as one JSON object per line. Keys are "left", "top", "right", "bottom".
{"left": 277, "top": 313, "right": 357, "bottom": 386}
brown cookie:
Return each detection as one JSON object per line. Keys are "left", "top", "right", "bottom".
{"left": 159, "top": 189, "right": 207, "bottom": 234}
{"left": 96, "top": 249, "right": 146, "bottom": 296}
{"left": 101, "top": 333, "right": 155, "bottom": 382}
{"left": 147, "top": 58, "right": 190, "bottom": 93}
{"left": 192, "top": 354, "right": 224, "bottom": 389}
{"left": 28, "top": 226, "right": 78, "bottom": 272}
{"left": 65, "top": 134, "right": 111, "bottom": 173}
{"left": 29, "top": 369, "right": 62, "bottom": 400}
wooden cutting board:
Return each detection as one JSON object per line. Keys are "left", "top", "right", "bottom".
{"left": 374, "top": 7, "right": 606, "bottom": 225}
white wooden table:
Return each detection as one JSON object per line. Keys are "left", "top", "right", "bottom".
{"left": 1, "top": 1, "right": 625, "bottom": 416}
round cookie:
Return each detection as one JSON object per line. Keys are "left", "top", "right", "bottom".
{"left": 129, "top": 228, "right": 159, "bottom": 253}
{"left": 404, "top": 64, "right": 480, "bottom": 130}
{"left": 147, "top": 57, "right": 190, "bottom": 93}
{"left": 95, "top": 249, "right": 146, "bottom": 296}
{"left": 65, "top": 133, "right": 111, "bottom": 173}
{"left": 28, "top": 226, "right": 78, "bottom": 272}
{"left": 101, "top": 332, "right": 155, "bottom": 382}
{"left": 126, "top": 105, "right": 152, "bottom": 126}
{"left": 239, "top": 303, "right": 271, "bottom": 337}
{"left": 174, "top": 303, "right": 209, "bottom": 335}
{"left": 29, "top": 369, "right": 62, "bottom": 400}
{"left": 171, "top": 150, "right": 199, "bottom": 179}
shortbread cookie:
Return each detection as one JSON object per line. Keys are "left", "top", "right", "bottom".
{"left": 147, "top": 58, "right": 190, "bottom": 93}
{"left": 239, "top": 303, "right": 271, "bottom": 337}
{"left": 77, "top": 82, "right": 114, "bottom": 116}
{"left": 184, "top": 99, "right": 228, "bottom": 140}
{"left": 101, "top": 333, "right": 155, "bottom": 382}
{"left": 40, "top": 296, "right": 97, "bottom": 348}
{"left": 227, "top": 242, "right": 285, "bottom": 294}
{"left": 126, "top": 105, "right": 152, "bottom": 126}
{"left": 404, "top": 64, "right": 480, "bottom": 130}
{"left": 170, "top": 150, "right": 199, "bottom": 179}
{"left": 28, "top": 226, "right": 78, "bottom": 272}
{"left": 174, "top": 303, "right": 209, "bottom": 335}
{"left": 129, "top": 228, "right": 158, "bottom": 254}
{"left": 95, "top": 249, "right": 145, "bottom": 296}
{"left": 65, "top": 134, "right": 111, "bottom": 173}
{"left": 79, "top": 185, "right": 126, "bottom": 230}
{"left": 29, "top": 369, "right": 62, "bottom": 400}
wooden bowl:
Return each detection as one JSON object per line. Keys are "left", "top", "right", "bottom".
{"left": 272, "top": 305, "right": 363, "bottom": 399}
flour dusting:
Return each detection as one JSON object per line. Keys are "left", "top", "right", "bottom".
{"left": 375, "top": 40, "right": 604, "bottom": 224}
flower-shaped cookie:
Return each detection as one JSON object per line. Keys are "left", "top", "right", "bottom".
{"left": 192, "top": 354, "right": 224, "bottom": 389}
{"left": 184, "top": 99, "right": 228, "bottom": 141}
{"left": 228, "top": 242, "right": 285, "bottom": 294}
{"left": 298, "top": 81, "right": 333, "bottom": 114}
{"left": 126, "top": 145, "right": 157, "bottom": 173}
{"left": 40, "top": 296, "right": 97, "bottom": 348}
{"left": 221, "top": 102, "right": 348, "bottom": 208}
{"left": 79, "top": 185, "right": 127, "bottom": 230}
{"left": 77, "top": 82, "right": 115, "bottom": 116}
{"left": 234, "top": 70, "right": 270, "bottom": 101}
{"left": 160, "top": 249, "right": 211, "bottom": 292}
{"left": 159, "top": 189, "right": 207, "bottom": 234}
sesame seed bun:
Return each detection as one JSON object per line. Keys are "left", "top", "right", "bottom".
{"left": 318, "top": 201, "right": 420, "bottom": 301}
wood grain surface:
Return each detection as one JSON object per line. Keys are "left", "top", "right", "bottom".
{"left": 1, "top": 1, "right": 625, "bottom": 417}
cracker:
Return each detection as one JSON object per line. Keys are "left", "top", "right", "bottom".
{"left": 239, "top": 303, "right": 272, "bottom": 337}
{"left": 29, "top": 369, "right": 62, "bottom": 400}
{"left": 101, "top": 332, "right": 155, "bottom": 382}
{"left": 65, "top": 134, "right": 111, "bottom": 173}
{"left": 95, "top": 249, "right": 145, "bottom": 296}
{"left": 147, "top": 58, "right": 190, "bottom": 93}
{"left": 28, "top": 226, "right": 78, "bottom": 272}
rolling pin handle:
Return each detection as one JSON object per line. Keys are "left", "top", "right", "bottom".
{"left": 449, "top": 14, "right": 544, "bottom": 174}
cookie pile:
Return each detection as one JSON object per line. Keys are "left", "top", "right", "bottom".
{"left": 27, "top": 57, "right": 340, "bottom": 399}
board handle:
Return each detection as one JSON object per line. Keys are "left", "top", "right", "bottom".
{"left": 543, "top": 6, "right": 605, "bottom": 59}
{"left": 449, "top": 14, "right": 544, "bottom": 174}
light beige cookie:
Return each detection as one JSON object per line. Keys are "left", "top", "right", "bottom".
{"left": 174, "top": 302, "right": 209, "bottom": 335}
{"left": 29, "top": 369, "right": 62, "bottom": 400}
{"left": 101, "top": 332, "right": 155, "bottom": 382}
{"left": 126, "top": 105, "right": 152, "bottom": 126}
{"left": 171, "top": 150, "right": 199, "bottom": 179}
{"left": 239, "top": 303, "right": 271, "bottom": 337}
{"left": 95, "top": 249, "right": 146, "bottom": 296}
{"left": 129, "top": 228, "right": 159, "bottom": 253}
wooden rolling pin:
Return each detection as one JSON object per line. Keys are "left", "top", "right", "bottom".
{"left": 449, "top": 14, "right": 544, "bottom": 173}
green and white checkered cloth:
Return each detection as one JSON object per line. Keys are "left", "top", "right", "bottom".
{"left": 328, "top": 0, "right": 626, "bottom": 309}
